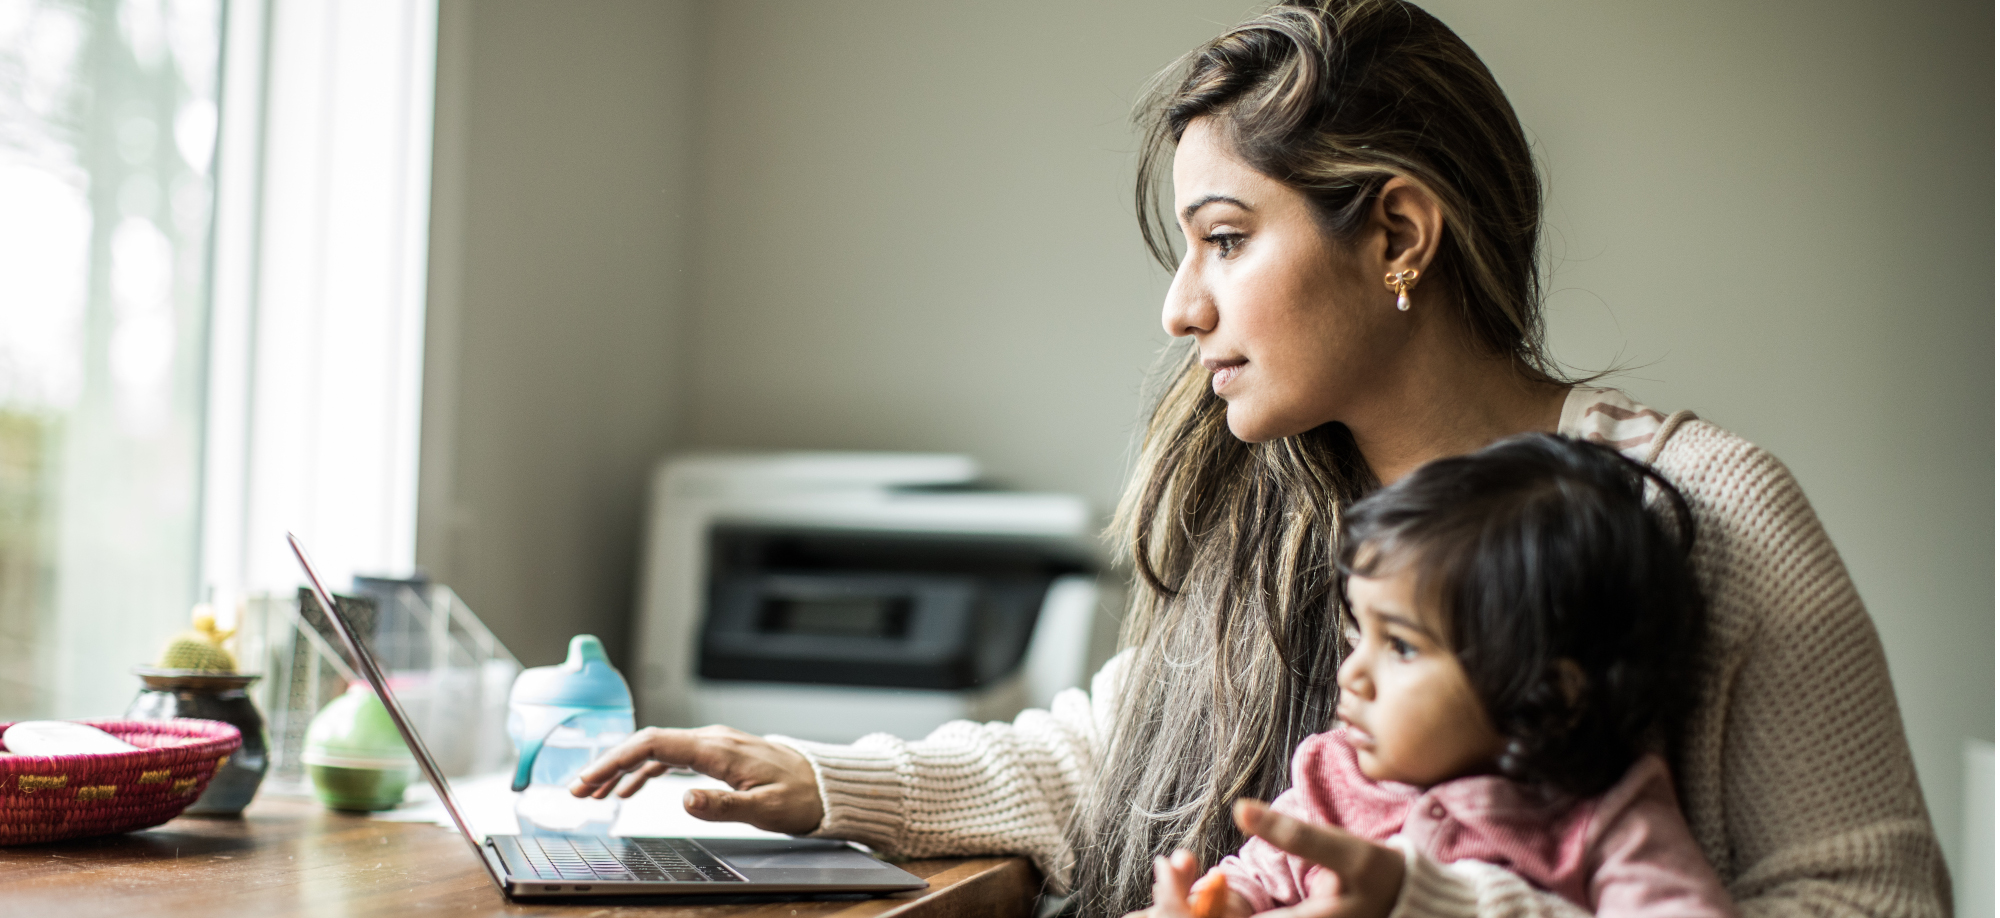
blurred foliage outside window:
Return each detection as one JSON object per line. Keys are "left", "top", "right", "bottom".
{"left": 0, "top": 0, "right": 220, "bottom": 718}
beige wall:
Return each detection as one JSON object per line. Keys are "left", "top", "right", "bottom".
{"left": 417, "top": 0, "right": 699, "bottom": 671}
{"left": 423, "top": 0, "right": 1991, "bottom": 883}
{"left": 1430, "top": 0, "right": 1993, "bottom": 882}
{"left": 681, "top": 1, "right": 1255, "bottom": 509}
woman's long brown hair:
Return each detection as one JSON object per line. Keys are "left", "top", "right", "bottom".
{"left": 1066, "top": 3, "right": 1550, "bottom": 915}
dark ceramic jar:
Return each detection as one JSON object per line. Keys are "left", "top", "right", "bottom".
{"left": 127, "top": 669, "right": 269, "bottom": 816}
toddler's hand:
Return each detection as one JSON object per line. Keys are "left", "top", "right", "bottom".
{"left": 1117, "top": 852, "right": 1252, "bottom": 918}
{"left": 1190, "top": 869, "right": 1253, "bottom": 918}
{"left": 1118, "top": 849, "right": 1200, "bottom": 918}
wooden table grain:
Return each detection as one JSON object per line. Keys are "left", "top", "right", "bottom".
{"left": 0, "top": 796, "right": 1041, "bottom": 918}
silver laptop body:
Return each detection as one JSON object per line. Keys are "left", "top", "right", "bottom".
{"left": 289, "top": 532, "right": 930, "bottom": 899}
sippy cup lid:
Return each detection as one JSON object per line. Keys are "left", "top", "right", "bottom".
{"left": 509, "top": 635, "right": 630, "bottom": 792}
{"left": 508, "top": 635, "right": 631, "bottom": 710}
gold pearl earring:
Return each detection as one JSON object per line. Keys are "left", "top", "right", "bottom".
{"left": 1385, "top": 269, "right": 1419, "bottom": 311}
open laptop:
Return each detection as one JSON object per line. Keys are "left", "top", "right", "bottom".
{"left": 287, "top": 532, "right": 929, "bottom": 900}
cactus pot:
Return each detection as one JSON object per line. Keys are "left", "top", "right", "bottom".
{"left": 127, "top": 669, "right": 269, "bottom": 816}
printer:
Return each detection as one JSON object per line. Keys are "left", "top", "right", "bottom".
{"left": 630, "top": 452, "right": 1103, "bottom": 742}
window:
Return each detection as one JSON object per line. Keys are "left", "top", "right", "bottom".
{"left": 0, "top": 0, "right": 222, "bottom": 719}
{"left": 0, "top": 0, "right": 436, "bottom": 720}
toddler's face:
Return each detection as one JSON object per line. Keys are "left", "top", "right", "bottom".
{"left": 1336, "top": 564, "right": 1503, "bottom": 786}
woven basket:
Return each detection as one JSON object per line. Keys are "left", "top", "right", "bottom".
{"left": 0, "top": 719, "right": 243, "bottom": 845}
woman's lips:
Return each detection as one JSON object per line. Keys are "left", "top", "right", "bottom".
{"left": 1204, "top": 357, "right": 1246, "bottom": 393}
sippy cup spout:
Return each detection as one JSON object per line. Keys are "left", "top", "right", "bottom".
{"left": 567, "top": 634, "right": 610, "bottom": 668}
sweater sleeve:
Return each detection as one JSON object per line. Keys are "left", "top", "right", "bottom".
{"left": 766, "top": 649, "right": 1128, "bottom": 892}
{"left": 1652, "top": 423, "right": 1950, "bottom": 918}
{"left": 1385, "top": 847, "right": 1588, "bottom": 918}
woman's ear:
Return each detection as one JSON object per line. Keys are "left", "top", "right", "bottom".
{"left": 1369, "top": 177, "right": 1443, "bottom": 279}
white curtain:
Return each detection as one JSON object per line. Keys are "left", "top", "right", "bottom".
{"left": 201, "top": 0, "right": 437, "bottom": 621}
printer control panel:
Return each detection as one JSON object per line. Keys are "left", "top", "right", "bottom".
{"left": 697, "top": 526, "right": 1092, "bottom": 691}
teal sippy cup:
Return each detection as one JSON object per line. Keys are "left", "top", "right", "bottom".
{"left": 507, "top": 635, "right": 635, "bottom": 835}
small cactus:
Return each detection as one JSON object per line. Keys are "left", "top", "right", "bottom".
{"left": 157, "top": 606, "right": 237, "bottom": 672}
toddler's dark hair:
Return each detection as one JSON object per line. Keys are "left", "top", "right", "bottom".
{"left": 1336, "top": 433, "right": 1704, "bottom": 798}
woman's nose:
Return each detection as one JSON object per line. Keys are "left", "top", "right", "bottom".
{"left": 1161, "top": 257, "right": 1214, "bottom": 338}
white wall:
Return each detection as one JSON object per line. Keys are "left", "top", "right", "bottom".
{"left": 424, "top": 0, "right": 1991, "bottom": 884}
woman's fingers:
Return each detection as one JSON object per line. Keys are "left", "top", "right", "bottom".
{"left": 683, "top": 781, "right": 822, "bottom": 836}
{"left": 611, "top": 761, "right": 671, "bottom": 798}
{"left": 566, "top": 725, "right": 825, "bottom": 834}
{"left": 571, "top": 725, "right": 779, "bottom": 794}
{"left": 570, "top": 727, "right": 703, "bottom": 797}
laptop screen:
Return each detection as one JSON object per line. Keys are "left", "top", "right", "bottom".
{"left": 287, "top": 532, "right": 499, "bottom": 877}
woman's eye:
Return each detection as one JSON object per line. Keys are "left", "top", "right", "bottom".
{"left": 1388, "top": 636, "right": 1418, "bottom": 660}
{"left": 1204, "top": 232, "right": 1245, "bottom": 257}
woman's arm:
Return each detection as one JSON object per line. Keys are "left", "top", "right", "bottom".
{"left": 771, "top": 649, "right": 1130, "bottom": 890}
{"left": 1653, "top": 421, "right": 1949, "bottom": 918}
{"left": 577, "top": 651, "right": 1125, "bottom": 889}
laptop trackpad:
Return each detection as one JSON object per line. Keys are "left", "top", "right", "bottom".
{"left": 701, "top": 838, "right": 887, "bottom": 870}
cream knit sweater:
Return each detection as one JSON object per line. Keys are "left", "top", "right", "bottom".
{"left": 773, "top": 397, "right": 1950, "bottom": 918}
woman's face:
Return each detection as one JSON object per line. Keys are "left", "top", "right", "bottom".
{"left": 1163, "top": 117, "right": 1411, "bottom": 443}
{"left": 1336, "top": 563, "right": 1503, "bottom": 786}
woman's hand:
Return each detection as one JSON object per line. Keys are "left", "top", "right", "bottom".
{"left": 568, "top": 725, "right": 824, "bottom": 836}
{"left": 1234, "top": 799, "right": 1405, "bottom": 918}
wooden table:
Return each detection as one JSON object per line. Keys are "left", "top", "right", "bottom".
{"left": 0, "top": 796, "right": 1040, "bottom": 918}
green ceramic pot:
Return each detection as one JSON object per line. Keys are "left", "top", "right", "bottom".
{"left": 302, "top": 684, "right": 415, "bottom": 812}
{"left": 306, "top": 763, "right": 411, "bottom": 811}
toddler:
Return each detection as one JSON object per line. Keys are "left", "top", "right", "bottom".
{"left": 1156, "top": 434, "right": 1732, "bottom": 918}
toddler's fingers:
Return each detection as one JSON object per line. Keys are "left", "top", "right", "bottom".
{"left": 1151, "top": 856, "right": 1195, "bottom": 918}
{"left": 1158, "top": 851, "right": 1204, "bottom": 916}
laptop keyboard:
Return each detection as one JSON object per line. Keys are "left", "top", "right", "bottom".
{"left": 514, "top": 835, "right": 744, "bottom": 883}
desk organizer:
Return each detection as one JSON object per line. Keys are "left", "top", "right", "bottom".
{"left": 0, "top": 719, "right": 243, "bottom": 844}
{"left": 238, "top": 582, "right": 520, "bottom": 794}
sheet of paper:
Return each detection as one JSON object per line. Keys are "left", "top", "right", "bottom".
{"left": 374, "top": 771, "right": 789, "bottom": 840}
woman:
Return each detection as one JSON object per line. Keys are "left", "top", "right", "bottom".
{"left": 572, "top": 3, "right": 1949, "bottom": 917}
